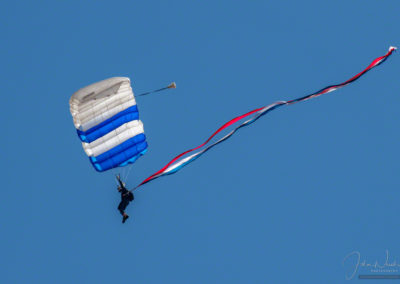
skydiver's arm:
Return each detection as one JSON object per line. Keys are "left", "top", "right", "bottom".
{"left": 116, "top": 174, "right": 125, "bottom": 188}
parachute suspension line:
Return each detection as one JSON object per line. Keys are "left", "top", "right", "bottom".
{"left": 136, "top": 82, "right": 176, "bottom": 97}
{"left": 120, "top": 167, "right": 126, "bottom": 181}
{"left": 133, "top": 46, "right": 397, "bottom": 190}
{"left": 123, "top": 163, "right": 134, "bottom": 182}
{"left": 108, "top": 158, "right": 135, "bottom": 186}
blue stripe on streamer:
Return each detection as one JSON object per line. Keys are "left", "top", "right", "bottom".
{"left": 77, "top": 105, "right": 139, "bottom": 143}
{"left": 91, "top": 141, "right": 148, "bottom": 172}
{"left": 89, "top": 133, "right": 146, "bottom": 164}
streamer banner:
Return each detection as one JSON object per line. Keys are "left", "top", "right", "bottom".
{"left": 135, "top": 46, "right": 397, "bottom": 189}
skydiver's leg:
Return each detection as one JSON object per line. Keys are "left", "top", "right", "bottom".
{"left": 119, "top": 200, "right": 130, "bottom": 223}
{"left": 118, "top": 201, "right": 127, "bottom": 216}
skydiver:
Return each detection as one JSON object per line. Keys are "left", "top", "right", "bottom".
{"left": 116, "top": 174, "right": 134, "bottom": 223}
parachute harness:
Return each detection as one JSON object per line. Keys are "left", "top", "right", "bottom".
{"left": 134, "top": 46, "right": 397, "bottom": 190}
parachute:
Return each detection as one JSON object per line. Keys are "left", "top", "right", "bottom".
{"left": 69, "top": 77, "right": 148, "bottom": 172}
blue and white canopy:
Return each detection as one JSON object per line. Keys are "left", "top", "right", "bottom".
{"left": 69, "top": 77, "right": 148, "bottom": 172}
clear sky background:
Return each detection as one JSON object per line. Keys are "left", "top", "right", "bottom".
{"left": 1, "top": 1, "right": 399, "bottom": 283}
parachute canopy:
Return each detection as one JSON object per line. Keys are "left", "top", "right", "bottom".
{"left": 69, "top": 77, "right": 148, "bottom": 172}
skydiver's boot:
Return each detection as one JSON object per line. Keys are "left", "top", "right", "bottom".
{"left": 122, "top": 214, "right": 129, "bottom": 223}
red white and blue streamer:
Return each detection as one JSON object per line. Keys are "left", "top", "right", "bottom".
{"left": 135, "top": 46, "right": 397, "bottom": 190}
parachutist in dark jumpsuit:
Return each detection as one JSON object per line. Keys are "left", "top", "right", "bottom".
{"left": 116, "top": 175, "right": 134, "bottom": 223}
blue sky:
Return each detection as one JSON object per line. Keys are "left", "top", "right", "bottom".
{"left": 1, "top": 1, "right": 399, "bottom": 283}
